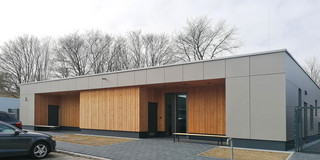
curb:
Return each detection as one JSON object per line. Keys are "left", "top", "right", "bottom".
{"left": 56, "top": 149, "right": 111, "bottom": 160}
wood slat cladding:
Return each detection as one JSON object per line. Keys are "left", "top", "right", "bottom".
{"left": 80, "top": 87, "right": 140, "bottom": 132}
{"left": 35, "top": 94, "right": 80, "bottom": 127}
{"left": 188, "top": 85, "right": 226, "bottom": 134}
{"left": 35, "top": 94, "right": 59, "bottom": 125}
{"left": 59, "top": 94, "right": 80, "bottom": 127}
{"left": 140, "top": 80, "right": 226, "bottom": 135}
{"left": 35, "top": 79, "right": 225, "bottom": 134}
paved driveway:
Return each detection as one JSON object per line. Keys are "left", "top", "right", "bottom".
{"left": 43, "top": 131, "right": 320, "bottom": 160}
{"left": 0, "top": 152, "right": 96, "bottom": 160}
{"left": 57, "top": 138, "right": 218, "bottom": 160}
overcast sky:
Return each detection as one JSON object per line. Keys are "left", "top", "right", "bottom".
{"left": 0, "top": 0, "right": 319, "bottom": 64}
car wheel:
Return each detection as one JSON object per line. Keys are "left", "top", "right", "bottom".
{"left": 30, "top": 142, "right": 49, "bottom": 159}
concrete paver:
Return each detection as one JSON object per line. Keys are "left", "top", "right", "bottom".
{"left": 0, "top": 152, "right": 96, "bottom": 160}
{"left": 43, "top": 131, "right": 320, "bottom": 160}
{"left": 56, "top": 138, "right": 219, "bottom": 160}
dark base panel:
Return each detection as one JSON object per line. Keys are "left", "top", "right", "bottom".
{"left": 156, "top": 132, "right": 166, "bottom": 137}
{"left": 60, "top": 126, "right": 81, "bottom": 131}
{"left": 81, "top": 129, "right": 148, "bottom": 138}
{"left": 189, "top": 136, "right": 294, "bottom": 151}
{"left": 232, "top": 139, "right": 295, "bottom": 151}
{"left": 22, "top": 125, "right": 35, "bottom": 130}
{"left": 189, "top": 136, "right": 227, "bottom": 142}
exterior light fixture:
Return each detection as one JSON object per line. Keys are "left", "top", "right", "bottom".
{"left": 102, "top": 78, "right": 107, "bottom": 80}
{"left": 305, "top": 90, "right": 308, "bottom": 95}
{"left": 25, "top": 97, "right": 28, "bottom": 101}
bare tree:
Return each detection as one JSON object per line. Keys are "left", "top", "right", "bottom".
{"left": 127, "top": 31, "right": 145, "bottom": 68}
{"left": 174, "top": 16, "right": 241, "bottom": 61}
{"left": 54, "top": 32, "right": 90, "bottom": 77}
{"left": 127, "top": 31, "right": 178, "bottom": 68}
{"left": 0, "top": 35, "right": 52, "bottom": 96}
{"left": 35, "top": 37, "right": 54, "bottom": 81}
{"left": 143, "top": 33, "right": 178, "bottom": 66}
{"left": 304, "top": 57, "right": 320, "bottom": 86}
{"left": 111, "top": 36, "right": 131, "bottom": 71}
{"left": 85, "top": 30, "right": 114, "bottom": 74}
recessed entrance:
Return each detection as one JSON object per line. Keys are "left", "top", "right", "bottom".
{"left": 48, "top": 105, "right": 59, "bottom": 126}
{"left": 165, "top": 93, "right": 187, "bottom": 135}
{"left": 148, "top": 102, "right": 158, "bottom": 137}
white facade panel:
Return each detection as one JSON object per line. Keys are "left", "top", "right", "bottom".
{"left": 250, "top": 74, "right": 286, "bottom": 141}
{"left": 226, "top": 57, "right": 250, "bottom": 77}
{"left": 183, "top": 63, "right": 203, "bottom": 81}
{"left": 147, "top": 68, "right": 165, "bottom": 84}
{"left": 118, "top": 72, "right": 135, "bottom": 87}
{"left": 250, "top": 52, "right": 286, "bottom": 76}
{"left": 75, "top": 77, "right": 89, "bottom": 90}
{"left": 204, "top": 60, "right": 226, "bottom": 79}
{"left": 102, "top": 74, "right": 118, "bottom": 88}
{"left": 135, "top": 70, "right": 147, "bottom": 85}
{"left": 19, "top": 93, "right": 34, "bottom": 126}
{"left": 58, "top": 79, "right": 76, "bottom": 91}
{"left": 165, "top": 66, "right": 183, "bottom": 83}
{"left": 88, "top": 75, "right": 103, "bottom": 89}
{"left": 226, "top": 77, "right": 250, "bottom": 139}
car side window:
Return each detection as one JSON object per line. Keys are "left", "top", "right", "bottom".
{"left": 0, "top": 114, "right": 9, "bottom": 121}
{"left": 0, "top": 123, "right": 15, "bottom": 134}
{"left": 0, "top": 113, "right": 16, "bottom": 121}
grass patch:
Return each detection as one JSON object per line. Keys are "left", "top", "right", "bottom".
{"left": 54, "top": 134, "right": 135, "bottom": 146}
{"left": 200, "top": 147, "right": 291, "bottom": 160}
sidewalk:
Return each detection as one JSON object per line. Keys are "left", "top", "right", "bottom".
{"left": 45, "top": 131, "right": 320, "bottom": 160}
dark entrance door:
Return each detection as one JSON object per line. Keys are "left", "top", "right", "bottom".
{"left": 165, "top": 93, "right": 187, "bottom": 135}
{"left": 48, "top": 105, "right": 59, "bottom": 126}
{"left": 148, "top": 102, "right": 158, "bottom": 137}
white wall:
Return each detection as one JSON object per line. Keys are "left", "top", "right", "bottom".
{"left": 19, "top": 85, "right": 35, "bottom": 126}
{"left": 226, "top": 52, "right": 287, "bottom": 141}
{"left": 285, "top": 54, "right": 320, "bottom": 141}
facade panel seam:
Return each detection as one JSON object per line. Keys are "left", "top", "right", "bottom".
{"left": 249, "top": 56, "right": 252, "bottom": 139}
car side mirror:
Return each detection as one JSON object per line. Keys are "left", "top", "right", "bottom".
{"left": 14, "top": 129, "right": 20, "bottom": 135}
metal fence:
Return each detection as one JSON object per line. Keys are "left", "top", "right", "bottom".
{"left": 295, "top": 106, "right": 320, "bottom": 152}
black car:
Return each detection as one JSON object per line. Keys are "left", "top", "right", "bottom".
{"left": 0, "top": 111, "right": 22, "bottom": 129}
{"left": 0, "top": 121, "right": 56, "bottom": 159}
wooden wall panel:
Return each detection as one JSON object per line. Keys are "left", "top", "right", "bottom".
{"left": 35, "top": 93, "right": 80, "bottom": 127}
{"left": 34, "top": 94, "right": 59, "bottom": 125}
{"left": 80, "top": 87, "right": 140, "bottom": 132}
{"left": 59, "top": 94, "right": 80, "bottom": 127}
{"left": 187, "top": 85, "right": 226, "bottom": 134}
{"left": 140, "top": 82, "right": 226, "bottom": 135}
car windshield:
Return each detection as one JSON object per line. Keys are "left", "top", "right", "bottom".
{"left": 0, "top": 123, "right": 15, "bottom": 134}
{"left": 0, "top": 113, "right": 17, "bottom": 122}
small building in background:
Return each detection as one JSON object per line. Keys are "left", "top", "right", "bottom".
{"left": 0, "top": 97, "right": 20, "bottom": 119}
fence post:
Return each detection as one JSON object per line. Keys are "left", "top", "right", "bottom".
{"left": 227, "top": 138, "right": 234, "bottom": 160}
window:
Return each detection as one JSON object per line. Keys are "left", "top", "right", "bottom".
{"left": 316, "top": 100, "right": 318, "bottom": 116}
{"left": 311, "top": 105, "right": 314, "bottom": 130}
{"left": 0, "top": 123, "right": 15, "bottom": 134}
{"left": 298, "top": 89, "right": 302, "bottom": 107}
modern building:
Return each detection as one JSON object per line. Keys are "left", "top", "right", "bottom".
{"left": 20, "top": 49, "right": 320, "bottom": 150}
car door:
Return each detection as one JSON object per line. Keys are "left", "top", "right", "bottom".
{"left": 0, "top": 123, "right": 31, "bottom": 157}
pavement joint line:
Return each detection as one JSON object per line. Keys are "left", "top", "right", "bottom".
{"left": 73, "top": 133, "right": 141, "bottom": 140}
{"left": 57, "top": 149, "right": 111, "bottom": 160}
{"left": 286, "top": 152, "right": 294, "bottom": 160}
{"left": 216, "top": 146, "right": 295, "bottom": 154}
{"left": 197, "top": 146, "right": 295, "bottom": 159}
